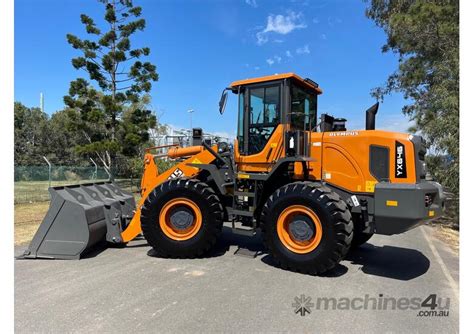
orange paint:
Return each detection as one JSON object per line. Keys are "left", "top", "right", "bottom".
{"left": 230, "top": 73, "right": 322, "bottom": 94}
{"left": 235, "top": 124, "right": 285, "bottom": 172}
{"left": 159, "top": 197, "right": 203, "bottom": 241}
{"left": 276, "top": 205, "right": 323, "bottom": 254}
{"left": 320, "top": 130, "right": 417, "bottom": 193}
{"left": 167, "top": 145, "right": 204, "bottom": 159}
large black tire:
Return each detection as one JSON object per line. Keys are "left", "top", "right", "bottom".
{"left": 141, "top": 178, "right": 224, "bottom": 258}
{"left": 261, "top": 182, "right": 353, "bottom": 275}
{"left": 350, "top": 213, "right": 374, "bottom": 249}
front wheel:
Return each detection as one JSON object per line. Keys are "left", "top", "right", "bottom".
{"left": 140, "top": 178, "right": 224, "bottom": 258}
{"left": 261, "top": 182, "right": 353, "bottom": 275}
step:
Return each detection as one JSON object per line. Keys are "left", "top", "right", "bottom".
{"left": 234, "top": 247, "right": 259, "bottom": 258}
{"left": 231, "top": 221, "right": 256, "bottom": 236}
{"left": 230, "top": 209, "right": 254, "bottom": 217}
{"left": 234, "top": 191, "right": 255, "bottom": 197}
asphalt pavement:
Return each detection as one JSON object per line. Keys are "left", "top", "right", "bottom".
{"left": 15, "top": 224, "right": 459, "bottom": 333}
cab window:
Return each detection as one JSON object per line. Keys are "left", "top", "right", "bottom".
{"left": 248, "top": 85, "right": 280, "bottom": 155}
{"left": 290, "top": 84, "right": 317, "bottom": 131}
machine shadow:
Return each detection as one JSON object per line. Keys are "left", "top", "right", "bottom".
{"left": 140, "top": 226, "right": 430, "bottom": 281}
{"left": 145, "top": 226, "right": 265, "bottom": 259}
{"left": 123, "top": 235, "right": 150, "bottom": 248}
{"left": 212, "top": 226, "right": 266, "bottom": 257}
{"left": 345, "top": 243, "right": 431, "bottom": 281}
{"left": 81, "top": 241, "right": 110, "bottom": 259}
{"left": 212, "top": 226, "right": 349, "bottom": 278}
{"left": 82, "top": 236, "right": 149, "bottom": 259}
{"left": 260, "top": 255, "right": 349, "bottom": 278}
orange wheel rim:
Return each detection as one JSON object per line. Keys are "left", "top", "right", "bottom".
{"left": 159, "top": 197, "right": 202, "bottom": 241}
{"left": 276, "top": 205, "right": 323, "bottom": 254}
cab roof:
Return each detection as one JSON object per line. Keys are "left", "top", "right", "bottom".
{"left": 230, "top": 72, "right": 323, "bottom": 94}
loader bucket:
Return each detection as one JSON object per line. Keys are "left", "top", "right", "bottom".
{"left": 22, "top": 182, "right": 136, "bottom": 260}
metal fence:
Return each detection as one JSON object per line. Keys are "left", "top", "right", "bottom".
{"left": 14, "top": 165, "right": 140, "bottom": 204}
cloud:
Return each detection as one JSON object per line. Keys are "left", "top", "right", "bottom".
{"left": 256, "top": 32, "right": 269, "bottom": 45}
{"left": 320, "top": 33, "right": 327, "bottom": 40}
{"left": 245, "top": 0, "right": 258, "bottom": 8}
{"left": 312, "top": 18, "right": 319, "bottom": 24}
{"left": 264, "top": 11, "right": 306, "bottom": 34}
{"left": 266, "top": 55, "right": 282, "bottom": 66}
{"left": 262, "top": 48, "right": 306, "bottom": 69}
{"left": 296, "top": 44, "right": 310, "bottom": 54}
{"left": 254, "top": 66, "right": 260, "bottom": 70}
{"left": 262, "top": 47, "right": 309, "bottom": 69}
{"left": 256, "top": 11, "right": 306, "bottom": 45}
{"left": 327, "top": 16, "right": 342, "bottom": 27}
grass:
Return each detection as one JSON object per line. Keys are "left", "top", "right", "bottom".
{"left": 433, "top": 225, "right": 459, "bottom": 253}
{"left": 14, "top": 178, "right": 139, "bottom": 204}
{"left": 14, "top": 202, "right": 50, "bottom": 245}
{"left": 14, "top": 179, "right": 108, "bottom": 204}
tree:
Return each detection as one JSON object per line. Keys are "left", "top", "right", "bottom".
{"left": 120, "top": 94, "right": 156, "bottom": 157}
{"left": 64, "top": 0, "right": 158, "bottom": 177}
{"left": 45, "top": 109, "right": 86, "bottom": 165}
{"left": 366, "top": 0, "right": 459, "bottom": 223}
{"left": 14, "top": 102, "right": 49, "bottom": 165}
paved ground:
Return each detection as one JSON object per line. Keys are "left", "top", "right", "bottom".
{"left": 15, "top": 224, "right": 459, "bottom": 333}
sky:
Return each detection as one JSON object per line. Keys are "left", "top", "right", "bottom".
{"left": 15, "top": 0, "right": 412, "bottom": 139}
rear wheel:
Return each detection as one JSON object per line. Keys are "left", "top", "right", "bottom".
{"left": 261, "top": 182, "right": 353, "bottom": 275}
{"left": 350, "top": 213, "right": 374, "bottom": 248}
{"left": 141, "top": 178, "right": 224, "bottom": 258}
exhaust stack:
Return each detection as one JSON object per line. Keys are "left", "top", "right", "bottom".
{"left": 365, "top": 102, "right": 379, "bottom": 130}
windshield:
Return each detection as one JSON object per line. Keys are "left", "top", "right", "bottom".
{"left": 290, "top": 83, "right": 317, "bottom": 131}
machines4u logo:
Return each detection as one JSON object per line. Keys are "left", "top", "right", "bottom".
{"left": 395, "top": 141, "right": 407, "bottom": 178}
{"left": 292, "top": 295, "right": 314, "bottom": 316}
{"left": 291, "top": 294, "right": 450, "bottom": 317}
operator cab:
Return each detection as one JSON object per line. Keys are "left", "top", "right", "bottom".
{"left": 222, "top": 73, "right": 322, "bottom": 157}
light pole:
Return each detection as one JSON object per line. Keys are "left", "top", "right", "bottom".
{"left": 42, "top": 156, "right": 52, "bottom": 189}
{"left": 187, "top": 109, "right": 194, "bottom": 131}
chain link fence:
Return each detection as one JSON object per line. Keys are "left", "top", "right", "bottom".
{"left": 14, "top": 165, "right": 140, "bottom": 204}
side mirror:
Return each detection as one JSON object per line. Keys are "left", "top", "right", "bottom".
{"left": 219, "top": 90, "right": 228, "bottom": 115}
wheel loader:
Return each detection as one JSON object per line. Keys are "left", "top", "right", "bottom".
{"left": 22, "top": 73, "right": 445, "bottom": 275}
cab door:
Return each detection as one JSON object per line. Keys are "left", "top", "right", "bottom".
{"left": 234, "top": 83, "right": 285, "bottom": 172}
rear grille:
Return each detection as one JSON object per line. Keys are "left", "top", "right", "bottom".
{"left": 369, "top": 145, "right": 389, "bottom": 181}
